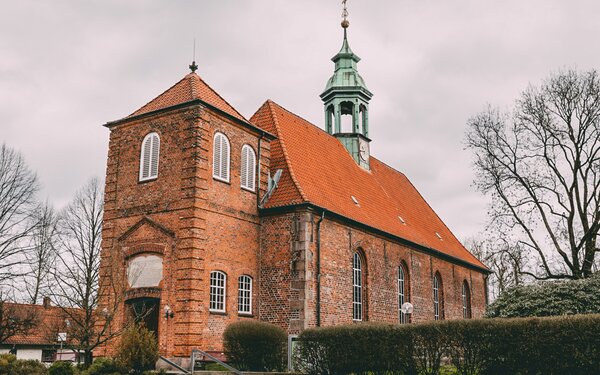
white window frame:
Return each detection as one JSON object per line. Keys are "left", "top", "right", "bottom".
{"left": 398, "top": 264, "right": 409, "bottom": 324}
{"left": 462, "top": 281, "right": 471, "bottom": 319}
{"left": 139, "top": 132, "right": 160, "bottom": 181}
{"left": 352, "top": 252, "right": 363, "bottom": 321}
{"left": 209, "top": 271, "right": 227, "bottom": 313}
{"left": 213, "top": 132, "right": 231, "bottom": 183}
{"left": 433, "top": 273, "right": 442, "bottom": 320}
{"left": 240, "top": 144, "right": 256, "bottom": 192}
{"left": 237, "top": 275, "right": 253, "bottom": 315}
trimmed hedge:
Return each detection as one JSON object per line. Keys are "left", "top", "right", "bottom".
{"left": 223, "top": 320, "right": 287, "bottom": 371}
{"left": 296, "top": 315, "right": 600, "bottom": 375}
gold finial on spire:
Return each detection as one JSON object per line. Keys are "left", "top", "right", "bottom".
{"left": 341, "top": 0, "right": 349, "bottom": 28}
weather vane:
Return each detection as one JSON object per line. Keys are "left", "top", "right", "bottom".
{"left": 341, "top": 0, "right": 349, "bottom": 28}
{"left": 189, "top": 38, "right": 198, "bottom": 73}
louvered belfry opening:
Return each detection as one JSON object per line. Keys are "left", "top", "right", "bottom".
{"left": 139, "top": 132, "right": 160, "bottom": 181}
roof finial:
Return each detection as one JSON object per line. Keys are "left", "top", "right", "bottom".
{"left": 341, "top": 0, "right": 349, "bottom": 29}
{"left": 189, "top": 38, "right": 198, "bottom": 73}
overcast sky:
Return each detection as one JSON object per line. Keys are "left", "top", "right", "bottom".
{"left": 2, "top": 0, "right": 600, "bottom": 241}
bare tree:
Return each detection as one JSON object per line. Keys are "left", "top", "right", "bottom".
{"left": 0, "top": 144, "right": 39, "bottom": 286}
{"left": 465, "top": 236, "right": 526, "bottom": 300}
{"left": 51, "top": 177, "right": 109, "bottom": 366}
{"left": 466, "top": 69, "right": 600, "bottom": 280}
{"left": 0, "top": 297, "right": 38, "bottom": 344}
{"left": 23, "top": 203, "right": 58, "bottom": 304}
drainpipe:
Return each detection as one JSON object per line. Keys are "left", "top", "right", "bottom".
{"left": 316, "top": 211, "right": 325, "bottom": 327}
{"left": 256, "top": 134, "right": 263, "bottom": 208}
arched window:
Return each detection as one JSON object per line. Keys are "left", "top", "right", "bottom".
{"left": 240, "top": 145, "right": 256, "bottom": 191}
{"left": 213, "top": 132, "right": 230, "bottom": 182}
{"left": 462, "top": 280, "right": 472, "bottom": 319}
{"left": 139, "top": 132, "right": 160, "bottom": 181}
{"left": 209, "top": 271, "right": 227, "bottom": 312}
{"left": 398, "top": 262, "right": 410, "bottom": 324}
{"left": 433, "top": 272, "right": 444, "bottom": 320}
{"left": 352, "top": 251, "right": 365, "bottom": 321}
{"left": 238, "top": 275, "right": 253, "bottom": 314}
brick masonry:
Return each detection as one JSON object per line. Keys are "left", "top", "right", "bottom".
{"left": 97, "top": 101, "right": 487, "bottom": 361}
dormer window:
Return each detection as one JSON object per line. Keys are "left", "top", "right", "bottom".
{"left": 139, "top": 132, "right": 160, "bottom": 181}
{"left": 240, "top": 145, "right": 256, "bottom": 191}
{"left": 213, "top": 132, "right": 230, "bottom": 182}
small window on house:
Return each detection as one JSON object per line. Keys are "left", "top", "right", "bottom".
{"left": 353, "top": 252, "right": 364, "bottom": 321}
{"left": 433, "top": 272, "right": 444, "bottom": 320}
{"left": 210, "top": 271, "right": 226, "bottom": 312}
{"left": 398, "top": 262, "right": 410, "bottom": 324}
{"left": 240, "top": 145, "right": 256, "bottom": 191}
{"left": 462, "top": 280, "right": 472, "bottom": 319}
{"left": 213, "top": 132, "right": 230, "bottom": 182}
{"left": 42, "top": 349, "right": 57, "bottom": 362}
{"left": 238, "top": 275, "right": 253, "bottom": 314}
{"left": 139, "top": 132, "right": 160, "bottom": 181}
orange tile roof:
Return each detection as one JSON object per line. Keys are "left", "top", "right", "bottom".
{"left": 129, "top": 72, "right": 248, "bottom": 123}
{"left": 250, "top": 100, "right": 487, "bottom": 270}
{"left": 3, "top": 302, "right": 75, "bottom": 346}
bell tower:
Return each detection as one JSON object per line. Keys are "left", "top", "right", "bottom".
{"left": 320, "top": 2, "right": 373, "bottom": 170}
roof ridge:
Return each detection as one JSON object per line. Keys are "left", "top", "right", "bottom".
{"left": 265, "top": 100, "right": 308, "bottom": 202}
{"left": 195, "top": 73, "right": 248, "bottom": 121}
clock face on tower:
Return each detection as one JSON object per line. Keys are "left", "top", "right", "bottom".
{"left": 359, "top": 140, "right": 369, "bottom": 162}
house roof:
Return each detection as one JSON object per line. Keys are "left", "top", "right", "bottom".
{"left": 128, "top": 72, "right": 248, "bottom": 123}
{"left": 2, "top": 302, "right": 73, "bottom": 346}
{"left": 250, "top": 100, "right": 487, "bottom": 271}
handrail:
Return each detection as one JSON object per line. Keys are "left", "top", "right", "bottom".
{"left": 158, "top": 355, "right": 191, "bottom": 374}
{"left": 190, "top": 348, "right": 243, "bottom": 375}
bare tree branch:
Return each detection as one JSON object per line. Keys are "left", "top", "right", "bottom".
{"left": 466, "top": 69, "right": 600, "bottom": 280}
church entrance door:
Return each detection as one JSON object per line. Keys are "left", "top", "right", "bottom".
{"left": 126, "top": 297, "right": 160, "bottom": 337}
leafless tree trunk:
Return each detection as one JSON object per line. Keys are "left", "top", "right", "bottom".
{"left": 23, "top": 203, "right": 58, "bottom": 304}
{"left": 466, "top": 69, "right": 600, "bottom": 280}
{"left": 0, "top": 144, "right": 39, "bottom": 286}
{"left": 51, "top": 177, "right": 127, "bottom": 367}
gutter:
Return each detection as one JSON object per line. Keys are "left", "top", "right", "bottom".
{"left": 315, "top": 211, "right": 325, "bottom": 327}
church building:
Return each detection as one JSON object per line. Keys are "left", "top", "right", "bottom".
{"left": 97, "top": 17, "right": 489, "bottom": 364}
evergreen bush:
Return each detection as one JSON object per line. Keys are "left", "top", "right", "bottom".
{"left": 115, "top": 325, "right": 158, "bottom": 375}
{"left": 48, "top": 361, "right": 76, "bottom": 375}
{"left": 82, "top": 357, "right": 123, "bottom": 375}
{"left": 223, "top": 320, "right": 286, "bottom": 371}
{"left": 296, "top": 314, "right": 600, "bottom": 375}
{"left": 487, "top": 274, "right": 600, "bottom": 317}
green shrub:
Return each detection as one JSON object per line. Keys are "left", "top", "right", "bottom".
{"left": 0, "top": 354, "right": 17, "bottom": 375}
{"left": 487, "top": 274, "right": 600, "bottom": 317}
{"left": 223, "top": 320, "right": 286, "bottom": 371}
{"left": 297, "top": 323, "right": 415, "bottom": 375}
{"left": 49, "top": 361, "right": 76, "bottom": 375}
{"left": 115, "top": 325, "right": 158, "bottom": 375}
{"left": 9, "top": 359, "right": 48, "bottom": 375}
{"left": 82, "top": 357, "right": 123, "bottom": 375}
{"left": 296, "top": 315, "right": 600, "bottom": 375}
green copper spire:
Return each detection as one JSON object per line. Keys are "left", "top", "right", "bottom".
{"left": 320, "top": 14, "right": 373, "bottom": 170}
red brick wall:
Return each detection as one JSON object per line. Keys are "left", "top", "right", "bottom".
{"left": 99, "top": 103, "right": 486, "bottom": 361}
{"left": 98, "top": 104, "right": 271, "bottom": 358}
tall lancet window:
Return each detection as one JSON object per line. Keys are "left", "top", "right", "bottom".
{"left": 240, "top": 145, "right": 256, "bottom": 191}
{"left": 139, "top": 132, "right": 160, "bottom": 181}
{"left": 213, "top": 132, "right": 230, "bottom": 182}
{"left": 353, "top": 251, "right": 365, "bottom": 321}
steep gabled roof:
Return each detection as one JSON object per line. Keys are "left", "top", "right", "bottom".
{"left": 128, "top": 72, "right": 247, "bottom": 123}
{"left": 250, "top": 100, "right": 487, "bottom": 270}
